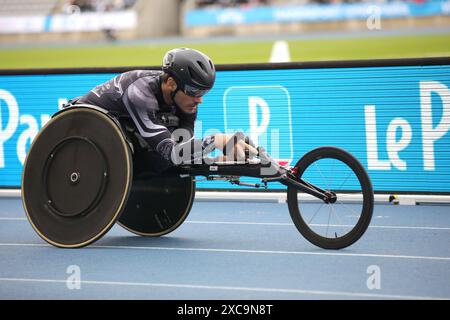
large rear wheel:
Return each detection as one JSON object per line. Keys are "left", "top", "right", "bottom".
{"left": 22, "top": 106, "right": 133, "bottom": 248}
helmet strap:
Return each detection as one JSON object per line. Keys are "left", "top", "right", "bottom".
{"left": 170, "top": 87, "right": 181, "bottom": 109}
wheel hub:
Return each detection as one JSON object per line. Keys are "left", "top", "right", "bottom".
{"left": 325, "top": 191, "right": 337, "bottom": 204}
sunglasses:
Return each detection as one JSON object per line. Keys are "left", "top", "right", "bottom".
{"left": 183, "top": 84, "right": 210, "bottom": 98}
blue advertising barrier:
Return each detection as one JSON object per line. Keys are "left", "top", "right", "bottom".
{"left": 185, "top": 1, "right": 450, "bottom": 27}
{"left": 1, "top": 58, "right": 449, "bottom": 192}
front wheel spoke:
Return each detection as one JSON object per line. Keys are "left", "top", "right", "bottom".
{"left": 337, "top": 170, "right": 354, "bottom": 191}
{"left": 330, "top": 160, "right": 337, "bottom": 190}
{"left": 313, "top": 162, "right": 331, "bottom": 191}
{"left": 329, "top": 203, "right": 343, "bottom": 227}
{"left": 326, "top": 205, "right": 332, "bottom": 238}
{"left": 305, "top": 201, "right": 325, "bottom": 225}
{"left": 336, "top": 195, "right": 364, "bottom": 218}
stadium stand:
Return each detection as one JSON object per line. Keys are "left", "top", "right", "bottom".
{"left": 181, "top": 0, "right": 450, "bottom": 36}
{"left": 0, "top": 0, "right": 179, "bottom": 43}
{"left": 1, "top": 0, "right": 449, "bottom": 43}
{"left": 0, "top": 0, "right": 60, "bottom": 15}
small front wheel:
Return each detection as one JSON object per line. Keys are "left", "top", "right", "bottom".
{"left": 287, "top": 147, "right": 374, "bottom": 249}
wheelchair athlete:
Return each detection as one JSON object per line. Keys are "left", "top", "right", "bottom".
{"left": 69, "top": 48, "right": 257, "bottom": 173}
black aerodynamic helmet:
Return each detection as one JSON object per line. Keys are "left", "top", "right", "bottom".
{"left": 162, "top": 48, "right": 216, "bottom": 97}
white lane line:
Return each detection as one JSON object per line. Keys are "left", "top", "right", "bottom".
{"left": 1, "top": 217, "right": 450, "bottom": 231}
{"left": 185, "top": 220, "right": 450, "bottom": 231}
{"left": 0, "top": 277, "right": 446, "bottom": 300}
{"left": 0, "top": 243, "right": 449, "bottom": 261}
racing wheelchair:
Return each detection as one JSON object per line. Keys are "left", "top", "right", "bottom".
{"left": 22, "top": 105, "right": 374, "bottom": 250}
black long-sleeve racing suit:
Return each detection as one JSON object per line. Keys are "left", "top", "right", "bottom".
{"left": 76, "top": 70, "right": 216, "bottom": 173}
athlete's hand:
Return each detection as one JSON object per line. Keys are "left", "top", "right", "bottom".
{"left": 214, "top": 132, "right": 258, "bottom": 161}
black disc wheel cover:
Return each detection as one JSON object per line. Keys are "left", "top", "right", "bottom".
{"left": 21, "top": 107, "right": 132, "bottom": 248}
{"left": 118, "top": 175, "right": 195, "bottom": 237}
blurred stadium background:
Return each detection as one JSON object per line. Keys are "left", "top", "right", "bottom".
{"left": 0, "top": 0, "right": 449, "bottom": 68}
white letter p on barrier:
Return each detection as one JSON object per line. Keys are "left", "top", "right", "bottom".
{"left": 248, "top": 96, "right": 270, "bottom": 147}
{"left": 0, "top": 89, "right": 19, "bottom": 168}
{"left": 420, "top": 81, "right": 450, "bottom": 171}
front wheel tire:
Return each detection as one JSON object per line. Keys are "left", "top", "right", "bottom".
{"left": 287, "top": 147, "right": 374, "bottom": 249}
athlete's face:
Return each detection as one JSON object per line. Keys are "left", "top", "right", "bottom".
{"left": 163, "top": 76, "right": 204, "bottom": 114}
{"left": 174, "top": 89, "right": 203, "bottom": 114}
